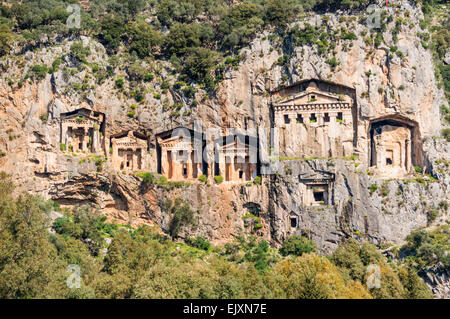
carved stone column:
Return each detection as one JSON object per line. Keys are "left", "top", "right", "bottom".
{"left": 406, "top": 138, "right": 412, "bottom": 172}
{"left": 317, "top": 112, "right": 324, "bottom": 126}
{"left": 161, "top": 149, "right": 168, "bottom": 177}
{"left": 133, "top": 148, "right": 138, "bottom": 171}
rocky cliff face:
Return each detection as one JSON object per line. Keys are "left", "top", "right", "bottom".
{"left": 0, "top": 1, "right": 448, "bottom": 254}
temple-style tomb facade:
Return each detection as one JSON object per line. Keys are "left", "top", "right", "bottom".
{"left": 369, "top": 115, "right": 422, "bottom": 177}
{"left": 271, "top": 79, "right": 356, "bottom": 159}
{"left": 156, "top": 128, "right": 205, "bottom": 181}
{"left": 60, "top": 108, "right": 105, "bottom": 153}
{"left": 110, "top": 131, "right": 152, "bottom": 172}
{"left": 215, "top": 135, "right": 258, "bottom": 183}
{"left": 55, "top": 78, "right": 424, "bottom": 184}
{"left": 156, "top": 128, "right": 259, "bottom": 183}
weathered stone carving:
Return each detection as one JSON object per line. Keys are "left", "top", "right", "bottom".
{"left": 215, "top": 135, "right": 258, "bottom": 183}
{"left": 156, "top": 127, "right": 205, "bottom": 181}
{"left": 271, "top": 79, "right": 356, "bottom": 159}
{"left": 110, "top": 131, "right": 153, "bottom": 172}
{"left": 368, "top": 115, "right": 423, "bottom": 178}
{"left": 298, "top": 170, "right": 335, "bottom": 206}
{"left": 60, "top": 108, "right": 105, "bottom": 153}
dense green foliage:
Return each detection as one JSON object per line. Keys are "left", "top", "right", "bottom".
{"left": 0, "top": 173, "right": 436, "bottom": 299}
{"left": 400, "top": 226, "right": 450, "bottom": 272}
{"left": 0, "top": 0, "right": 382, "bottom": 89}
{"left": 279, "top": 235, "right": 317, "bottom": 257}
{"left": 331, "top": 238, "right": 433, "bottom": 299}
{"left": 164, "top": 197, "right": 196, "bottom": 238}
{"left": 1, "top": 0, "right": 448, "bottom": 100}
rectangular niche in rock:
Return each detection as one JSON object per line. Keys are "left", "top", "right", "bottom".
{"left": 369, "top": 115, "right": 423, "bottom": 178}
{"left": 308, "top": 184, "right": 328, "bottom": 206}
{"left": 298, "top": 170, "right": 335, "bottom": 207}
{"left": 289, "top": 213, "right": 299, "bottom": 228}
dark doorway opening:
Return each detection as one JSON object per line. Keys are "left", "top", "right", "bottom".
{"left": 290, "top": 217, "right": 297, "bottom": 228}
{"left": 313, "top": 191, "right": 324, "bottom": 202}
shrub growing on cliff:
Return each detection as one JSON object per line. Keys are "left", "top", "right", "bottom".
{"left": 442, "top": 128, "right": 450, "bottom": 142}
{"left": 426, "top": 209, "right": 438, "bottom": 224}
{"left": 414, "top": 166, "right": 423, "bottom": 173}
{"left": 368, "top": 183, "right": 378, "bottom": 194}
{"left": 198, "top": 174, "right": 207, "bottom": 183}
{"left": 167, "top": 198, "right": 195, "bottom": 238}
{"left": 98, "top": 14, "right": 126, "bottom": 51}
{"left": 327, "top": 56, "right": 339, "bottom": 68}
{"left": 70, "top": 42, "right": 91, "bottom": 63}
{"left": 127, "top": 21, "right": 161, "bottom": 58}
{"left": 39, "top": 113, "right": 48, "bottom": 123}
{"left": 280, "top": 235, "right": 317, "bottom": 257}
{"left": 214, "top": 175, "right": 223, "bottom": 184}
{"left": 136, "top": 172, "right": 156, "bottom": 184}
{"left": 31, "top": 64, "right": 49, "bottom": 80}
{"left": 115, "top": 76, "right": 124, "bottom": 89}
{"left": 182, "top": 47, "right": 219, "bottom": 87}
{"left": 0, "top": 23, "right": 13, "bottom": 56}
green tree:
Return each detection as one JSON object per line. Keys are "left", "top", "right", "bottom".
{"left": 98, "top": 14, "right": 126, "bottom": 51}
{"left": 0, "top": 173, "right": 68, "bottom": 298}
{"left": 0, "top": 24, "right": 13, "bottom": 56}
{"left": 70, "top": 42, "right": 91, "bottom": 63}
{"left": 127, "top": 21, "right": 161, "bottom": 58}
{"left": 280, "top": 235, "right": 317, "bottom": 257}
{"left": 183, "top": 47, "right": 219, "bottom": 84}
{"left": 166, "top": 198, "right": 195, "bottom": 238}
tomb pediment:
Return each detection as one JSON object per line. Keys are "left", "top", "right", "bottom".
{"left": 158, "top": 135, "right": 193, "bottom": 152}
{"left": 274, "top": 89, "right": 343, "bottom": 107}
{"left": 61, "top": 108, "right": 104, "bottom": 123}
{"left": 219, "top": 141, "right": 250, "bottom": 152}
{"left": 63, "top": 114, "right": 99, "bottom": 122}
{"left": 112, "top": 131, "right": 148, "bottom": 149}
{"left": 298, "top": 170, "right": 335, "bottom": 183}
{"left": 217, "top": 136, "right": 258, "bottom": 157}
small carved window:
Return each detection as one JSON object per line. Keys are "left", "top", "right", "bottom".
{"left": 313, "top": 191, "right": 324, "bottom": 202}
{"left": 337, "top": 112, "right": 343, "bottom": 121}
{"left": 239, "top": 171, "right": 244, "bottom": 179}
{"left": 297, "top": 114, "right": 303, "bottom": 123}
{"left": 290, "top": 217, "right": 297, "bottom": 228}
{"left": 310, "top": 113, "right": 317, "bottom": 123}
{"left": 284, "top": 114, "right": 290, "bottom": 124}
{"left": 324, "top": 113, "right": 330, "bottom": 123}
{"left": 386, "top": 150, "right": 394, "bottom": 166}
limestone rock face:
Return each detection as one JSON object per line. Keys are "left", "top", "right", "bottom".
{"left": 267, "top": 159, "right": 448, "bottom": 254}
{"left": 0, "top": 2, "right": 448, "bottom": 259}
